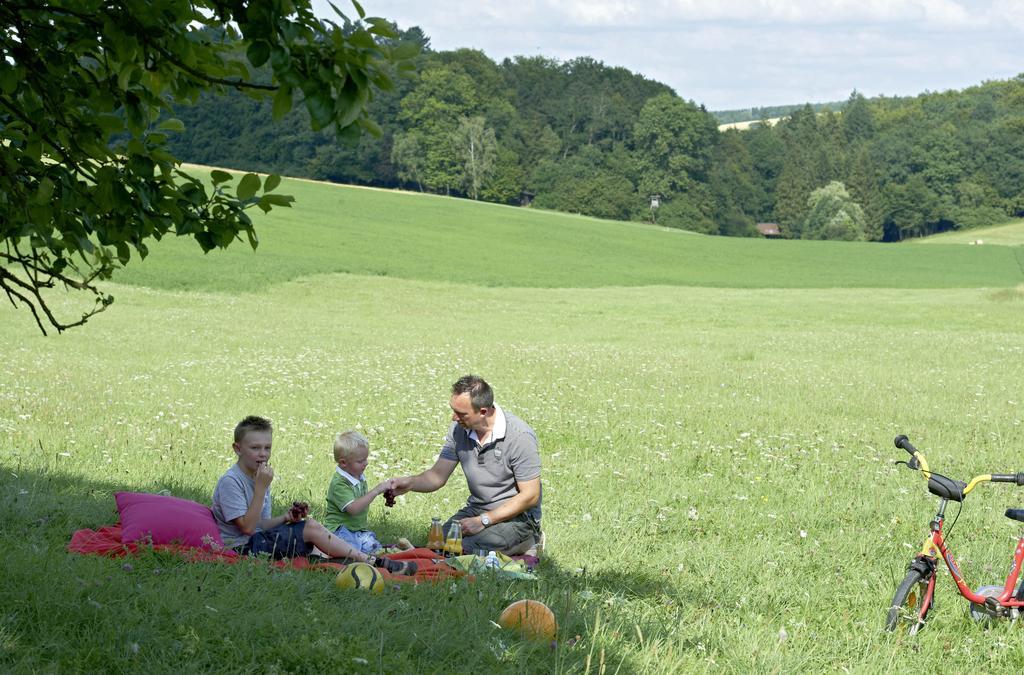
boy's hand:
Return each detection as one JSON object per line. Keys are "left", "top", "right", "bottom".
{"left": 255, "top": 462, "right": 274, "bottom": 489}
{"left": 372, "top": 480, "right": 397, "bottom": 507}
{"left": 287, "top": 501, "right": 309, "bottom": 523}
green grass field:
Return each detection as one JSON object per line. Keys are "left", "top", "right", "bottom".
{"left": 4, "top": 176, "right": 1024, "bottom": 672}
{"left": 913, "top": 219, "right": 1024, "bottom": 247}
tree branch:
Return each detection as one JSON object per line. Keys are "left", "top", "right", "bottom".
{"left": 150, "top": 43, "right": 278, "bottom": 92}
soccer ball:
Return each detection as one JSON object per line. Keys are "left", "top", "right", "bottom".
{"left": 498, "top": 599, "right": 557, "bottom": 641}
{"left": 334, "top": 562, "right": 384, "bottom": 593}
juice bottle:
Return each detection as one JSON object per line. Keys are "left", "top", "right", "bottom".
{"left": 427, "top": 517, "right": 443, "bottom": 551}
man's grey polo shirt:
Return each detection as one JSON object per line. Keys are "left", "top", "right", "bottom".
{"left": 439, "top": 405, "right": 542, "bottom": 521}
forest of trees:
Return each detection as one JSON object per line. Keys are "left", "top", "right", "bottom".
{"left": 712, "top": 101, "right": 847, "bottom": 125}
{"left": 168, "top": 26, "right": 1024, "bottom": 241}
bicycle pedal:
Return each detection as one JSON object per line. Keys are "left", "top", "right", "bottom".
{"left": 983, "top": 596, "right": 1009, "bottom": 618}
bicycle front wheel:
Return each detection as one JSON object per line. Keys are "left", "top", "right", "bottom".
{"left": 886, "top": 568, "right": 934, "bottom": 634}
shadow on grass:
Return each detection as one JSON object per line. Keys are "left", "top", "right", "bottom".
{"left": 0, "top": 462, "right": 696, "bottom": 673}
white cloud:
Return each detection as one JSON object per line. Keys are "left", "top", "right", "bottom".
{"left": 536, "top": 0, "right": 983, "bottom": 27}
{"left": 317, "top": 0, "right": 1024, "bottom": 108}
{"left": 991, "top": 0, "right": 1024, "bottom": 30}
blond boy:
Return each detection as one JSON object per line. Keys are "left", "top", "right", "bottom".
{"left": 323, "top": 430, "right": 393, "bottom": 554}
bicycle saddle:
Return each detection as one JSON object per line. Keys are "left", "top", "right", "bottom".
{"left": 1005, "top": 508, "right": 1024, "bottom": 523}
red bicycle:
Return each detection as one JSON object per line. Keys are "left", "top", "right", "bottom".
{"left": 886, "top": 435, "right": 1024, "bottom": 634}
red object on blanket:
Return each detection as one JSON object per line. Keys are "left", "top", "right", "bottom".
{"left": 67, "top": 526, "right": 462, "bottom": 583}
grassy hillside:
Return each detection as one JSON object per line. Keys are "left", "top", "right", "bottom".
{"left": 912, "top": 219, "right": 1024, "bottom": 247}
{"left": 113, "top": 170, "right": 1024, "bottom": 291}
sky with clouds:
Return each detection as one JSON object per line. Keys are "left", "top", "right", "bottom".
{"left": 319, "top": 0, "right": 1024, "bottom": 110}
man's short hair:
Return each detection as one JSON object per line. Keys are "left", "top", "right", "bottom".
{"left": 451, "top": 374, "right": 493, "bottom": 411}
{"left": 334, "top": 430, "right": 369, "bottom": 463}
{"left": 234, "top": 415, "right": 272, "bottom": 443}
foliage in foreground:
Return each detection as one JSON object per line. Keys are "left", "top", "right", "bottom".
{"left": 0, "top": 0, "right": 415, "bottom": 333}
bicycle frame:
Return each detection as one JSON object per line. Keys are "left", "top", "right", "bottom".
{"left": 915, "top": 501, "right": 1024, "bottom": 609}
{"left": 909, "top": 448, "right": 1024, "bottom": 613}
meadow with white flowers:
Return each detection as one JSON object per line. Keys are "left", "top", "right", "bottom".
{"left": 2, "top": 177, "right": 1024, "bottom": 672}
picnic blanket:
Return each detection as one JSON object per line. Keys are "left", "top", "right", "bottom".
{"left": 67, "top": 525, "right": 463, "bottom": 584}
{"left": 444, "top": 552, "right": 538, "bottom": 580}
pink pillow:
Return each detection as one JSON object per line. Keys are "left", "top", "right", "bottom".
{"left": 115, "top": 491, "right": 223, "bottom": 549}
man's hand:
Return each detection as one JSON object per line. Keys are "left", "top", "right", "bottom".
{"left": 286, "top": 501, "right": 309, "bottom": 523}
{"left": 255, "top": 462, "right": 274, "bottom": 490}
{"left": 459, "top": 516, "right": 485, "bottom": 536}
{"left": 389, "top": 476, "right": 414, "bottom": 496}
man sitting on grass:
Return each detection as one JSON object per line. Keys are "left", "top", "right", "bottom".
{"left": 390, "top": 375, "right": 543, "bottom": 556}
{"left": 211, "top": 415, "right": 415, "bottom": 575}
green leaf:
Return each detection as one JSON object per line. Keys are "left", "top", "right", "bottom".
{"left": 247, "top": 40, "right": 271, "bottom": 68}
{"left": 350, "top": 0, "right": 365, "bottom": 19}
{"left": 0, "top": 66, "right": 24, "bottom": 94}
{"left": 25, "top": 138, "right": 42, "bottom": 161}
{"left": 270, "top": 46, "right": 291, "bottom": 71}
{"left": 348, "top": 28, "right": 376, "bottom": 49}
{"left": 35, "top": 177, "right": 55, "bottom": 205}
{"left": 326, "top": 1, "right": 349, "bottom": 22}
{"left": 306, "top": 93, "right": 334, "bottom": 130}
{"left": 117, "top": 63, "right": 136, "bottom": 91}
{"left": 236, "top": 173, "right": 261, "bottom": 201}
{"left": 195, "top": 231, "right": 215, "bottom": 252}
{"left": 366, "top": 17, "right": 397, "bottom": 38}
{"left": 96, "top": 114, "right": 125, "bottom": 135}
{"left": 210, "top": 170, "right": 233, "bottom": 185}
{"left": 336, "top": 123, "right": 361, "bottom": 144}
{"left": 157, "top": 118, "right": 185, "bottom": 132}
{"left": 115, "top": 241, "right": 131, "bottom": 265}
{"left": 272, "top": 85, "right": 292, "bottom": 121}
{"left": 125, "top": 99, "right": 145, "bottom": 134}
{"left": 392, "top": 42, "right": 420, "bottom": 61}
{"left": 356, "top": 116, "right": 382, "bottom": 137}
{"left": 335, "top": 79, "right": 365, "bottom": 129}
{"left": 264, "top": 174, "right": 282, "bottom": 192}
{"left": 259, "top": 193, "right": 295, "bottom": 208}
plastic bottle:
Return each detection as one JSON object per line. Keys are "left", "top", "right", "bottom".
{"left": 427, "top": 517, "right": 443, "bottom": 552}
{"left": 484, "top": 550, "right": 500, "bottom": 570}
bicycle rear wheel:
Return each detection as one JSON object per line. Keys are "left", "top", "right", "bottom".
{"left": 886, "top": 568, "right": 934, "bottom": 634}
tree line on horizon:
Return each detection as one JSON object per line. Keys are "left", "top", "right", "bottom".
{"left": 168, "top": 27, "right": 1024, "bottom": 242}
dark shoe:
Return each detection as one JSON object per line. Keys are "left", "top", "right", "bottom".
{"left": 375, "top": 557, "right": 418, "bottom": 576}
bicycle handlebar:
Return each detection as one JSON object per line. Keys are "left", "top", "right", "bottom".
{"left": 894, "top": 434, "right": 918, "bottom": 456}
{"left": 991, "top": 473, "right": 1024, "bottom": 485}
{"left": 894, "top": 434, "right": 1024, "bottom": 495}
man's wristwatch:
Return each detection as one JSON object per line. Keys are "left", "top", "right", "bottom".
{"left": 480, "top": 513, "right": 492, "bottom": 527}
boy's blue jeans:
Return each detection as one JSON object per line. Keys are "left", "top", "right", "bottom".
{"left": 331, "top": 525, "right": 382, "bottom": 554}
{"left": 241, "top": 521, "right": 310, "bottom": 559}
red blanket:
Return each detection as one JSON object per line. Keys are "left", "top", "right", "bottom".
{"left": 67, "top": 525, "right": 462, "bottom": 583}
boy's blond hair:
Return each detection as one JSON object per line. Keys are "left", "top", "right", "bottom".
{"left": 334, "top": 430, "right": 369, "bottom": 463}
